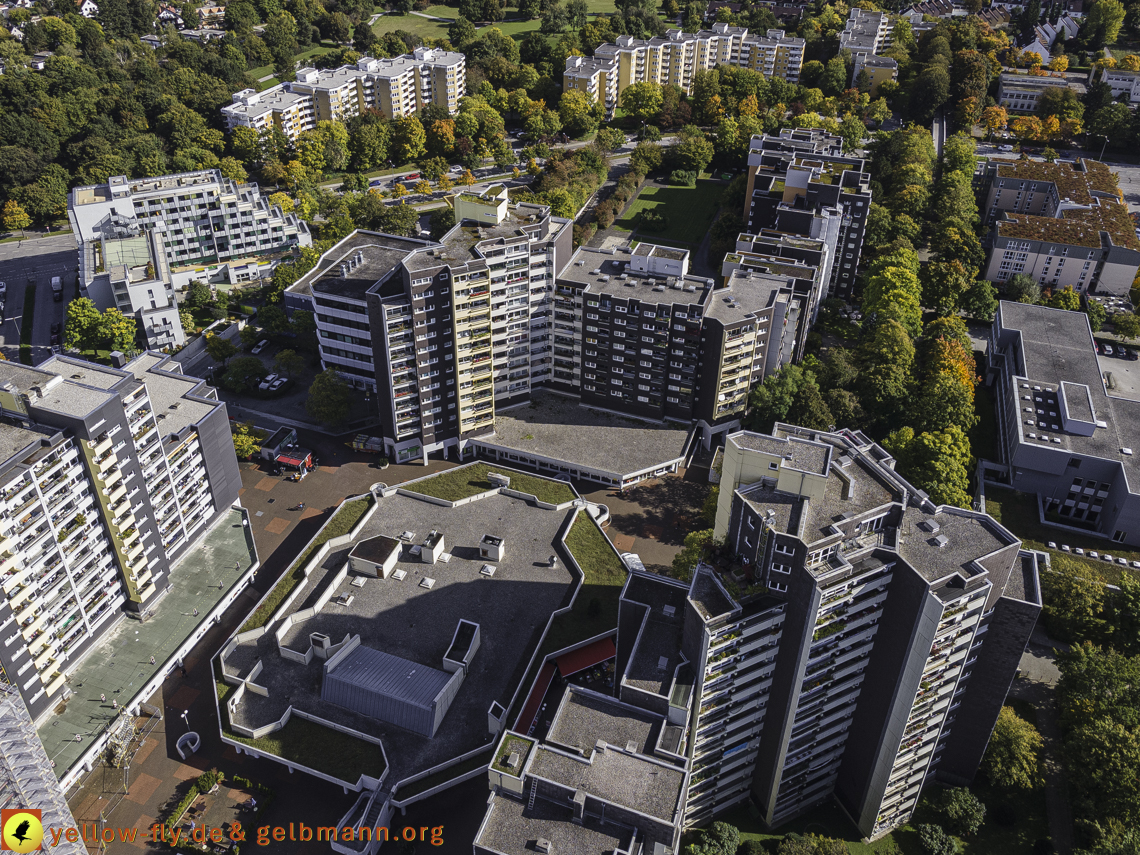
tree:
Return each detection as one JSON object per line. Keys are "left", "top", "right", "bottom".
{"left": 273, "top": 348, "right": 305, "bottom": 377}
{"left": 961, "top": 280, "right": 999, "bottom": 321}
{"left": 922, "top": 260, "right": 973, "bottom": 317}
{"left": 100, "top": 308, "right": 138, "bottom": 353}
{"left": 205, "top": 334, "right": 238, "bottom": 367}
{"left": 65, "top": 298, "right": 103, "bottom": 354}
{"left": 883, "top": 425, "right": 973, "bottom": 508}
{"left": 942, "top": 788, "right": 985, "bottom": 837}
{"left": 2, "top": 200, "right": 31, "bottom": 238}
{"left": 1086, "top": 299, "right": 1107, "bottom": 332}
{"left": 184, "top": 280, "right": 213, "bottom": 309}
{"left": 241, "top": 325, "right": 262, "bottom": 350}
{"left": 1005, "top": 273, "right": 1041, "bottom": 304}
{"left": 859, "top": 319, "right": 915, "bottom": 426}
{"left": 621, "top": 81, "right": 664, "bottom": 123}
{"left": 1083, "top": 0, "right": 1126, "bottom": 47}
{"left": 1049, "top": 285, "right": 1082, "bottom": 312}
{"left": 180, "top": 309, "right": 196, "bottom": 334}
{"left": 231, "top": 423, "right": 262, "bottom": 459}
{"left": 671, "top": 530, "right": 716, "bottom": 583}
{"left": 775, "top": 836, "right": 849, "bottom": 855}
{"left": 305, "top": 369, "right": 352, "bottom": 426}
{"left": 219, "top": 157, "right": 248, "bottom": 184}
{"left": 391, "top": 116, "right": 427, "bottom": 164}
{"left": 1113, "top": 312, "right": 1140, "bottom": 341}
{"left": 596, "top": 127, "right": 625, "bottom": 153}
{"left": 982, "top": 106, "right": 1009, "bottom": 139}
{"left": 917, "top": 824, "right": 958, "bottom": 855}
{"left": 672, "top": 126, "right": 715, "bottom": 173}
{"left": 1043, "top": 567, "right": 1106, "bottom": 643}
{"left": 560, "top": 89, "right": 602, "bottom": 137}
{"left": 983, "top": 706, "right": 1044, "bottom": 790}
{"left": 223, "top": 355, "right": 269, "bottom": 391}
{"left": 687, "top": 822, "right": 738, "bottom": 855}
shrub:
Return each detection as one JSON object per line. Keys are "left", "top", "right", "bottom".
{"left": 670, "top": 169, "right": 697, "bottom": 186}
{"left": 918, "top": 824, "right": 958, "bottom": 855}
{"left": 942, "top": 787, "right": 985, "bottom": 836}
{"left": 640, "top": 210, "right": 668, "bottom": 232}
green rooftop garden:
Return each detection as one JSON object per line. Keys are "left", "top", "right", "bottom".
{"left": 239, "top": 496, "right": 373, "bottom": 633}
{"left": 403, "top": 462, "right": 576, "bottom": 504}
{"left": 491, "top": 735, "right": 535, "bottom": 775}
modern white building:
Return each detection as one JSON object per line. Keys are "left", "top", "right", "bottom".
{"left": 0, "top": 353, "right": 241, "bottom": 720}
{"left": 223, "top": 49, "right": 466, "bottom": 141}
{"left": 68, "top": 169, "right": 311, "bottom": 291}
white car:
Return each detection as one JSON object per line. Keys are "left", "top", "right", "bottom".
{"left": 258, "top": 373, "right": 279, "bottom": 390}
{"left": 0, "top": 281, "right": 6, "bottom": 298}
{"left": 999, "top": 144, "right": 1014, "bottom": 152}
{"left": 251, "top": 339, "right": 269, "bottom": 354}
{"left": 449, "top": 164, "right": 464, "bottom": 174}
{"left": 269, "top": 377, "right": 287, "bottom": 391}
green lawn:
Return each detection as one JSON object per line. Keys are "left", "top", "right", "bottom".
{"left": 248, "top": 41, "right": 342, "bottom": 81}
{"left": 615, "top": 180, "right": 725, "bottom": 245}
{"left": 983, "top": 486, "right": 1139, "bottom": 584}
{"left": 239, "top": 496, "right": 374, "bottom": 632}
{"left": 222, "top": 711, "right": 387, "bottom": 784}
{"left": 402, "top": 461, "right": 576, "bottom": 504}
{"left": 373, "top": 12, "right": 450, "bottom": 40}
{"left": 968, "top": 372, "right": 998, "bottom": 471}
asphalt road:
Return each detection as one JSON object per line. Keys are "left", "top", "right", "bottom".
{"left": 0, "top": 233, "right": 77, "bottom": 364}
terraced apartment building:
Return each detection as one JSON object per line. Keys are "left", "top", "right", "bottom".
{"left": 223, "top": 48, "right": 465, "bottom": 139}
{"left": 565, "top": 24, "right": 804, "bottom": 118}
{"left": 478, "top": 425, "right": 1041, "bottom": 848}
{"left": 0, "top": 354, "right": 240, "bottom": 720}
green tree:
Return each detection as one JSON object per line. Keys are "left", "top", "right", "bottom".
{"left": 620, "top": 81, "right": 664, "bottom": 123}
{"left": 223, "top": 355, "right": 268, "bottom": 390}
{"left": 231, "top": 423, "right": 262, "bottom": 459}
{"left": 218, "top": 156, "right": 248, "bottom": 183}
{"left": 922, "top": 260, "right": 973, "bottom": 317}
{"left": 1050, "top": 285, "right": 1082, "bottom": 312}
{"left": 917, "top": 824, "right": 958, "bottom": 855}
{"left": 1083, "top": 0, "right": 1126, "bottom": 47}
{"left": 305, "top": 369, "right": 352, "bottom": 426}
{"left": 596, "top": 127, "right": 625, "bottom": 153}
{"left": 687, "top": 822, "right": 739, "bottom": 855}
{"left": 448, "top": 15, "right": 477, "bottom": 46}
{"left": 241, "top": 324, "right": 262, "bottom": 350}
{"left": 1113, "top": 312, "right": 1140, "bottom": 341}
{"left": 671, "top": 530, "right": 715, "bottom": 583}
{"left": 942, "top": 133, "right": 978, "bottom": 176}
{"left": 672, "top": 126, "right": 715, "bottom": 173}
{"left": 1043, "top": 566, "right": 1106, "bottom": 643}
{"left": 205, "top": 333, "right": 238, "bottom": 367}
{"left": 2, "top": 200, "right": 31, "bottom": 238}
{"left": 983, "top": 705, "right": 1044, "bottom": 790}
{"left": 180, "top": 309, "right": 196, "bottom": 334}
{"left": 273, "top": 348, "right": 305, "bottom": 377}
{"left": 100, "top": 308, "right": 138, "bottom": 353}
{"left": 775, "top": 835, "right": 849, "bottom": 855}
{"left": 65, "top": 298, "right": 103, "bottom": 354}
{"left": 859, "top": 319, "right": 915, "bottom": 426}
{"left": 391, "top": 116, "right": 427, "bottom": 164}
{"left": 961, "top": 279, "right": 999, "bottom": 321}
{"left": 1086, "top": 299, "right": 1107, "bottom": 332}
{"left": 942, "top": 788, "right": 985, "bottom": 837}
{"left": 837, "top": 113, "right": 866, "bottom": 153}
{"left": 883, "top": 424, "right": 972, "bottom": 508}
{"left": 1005, "top": 273, "right": 1041, "bottom": 304}
{"left": 559, "top": 89, "right": 602, "bottom": 137}
{"left": 746, "top": 364, "right": 814, "bottom": 432}
{"left": 184, "top": 280, "right": 213, "bottom": 308}
{"left": 1115, "top": 570, "right": 1140, "bottom": 656}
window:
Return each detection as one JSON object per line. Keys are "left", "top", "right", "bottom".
{"left": 1113, "top": 530, "right": 1127, "bottom": 543}
{"left": 1068, "top": 458, "right": 1081, "bottom": 468}
{"left": 769, "top": 462, "right": 778, "bottom": 471}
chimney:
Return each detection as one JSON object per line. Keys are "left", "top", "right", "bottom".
{"left": 339, "top": 263, "right": 349, "bottom": 278}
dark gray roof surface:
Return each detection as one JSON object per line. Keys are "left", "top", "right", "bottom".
{"left": 327, "top": 645, "right": 452, "bottom": 709}
{"left": 688, "top": 568, "right": 736, "bottom": 621}
{"left": 528, "top": 746, "right": 684, "bottom": 822}
{"left": 475, "top": 793, "right": 633, "bottom": 855}
{"left": 896, "top": 507, "right": 1018, "bottom": 585}
{"left": 547, "top": 687, "right": 663, "bottom": 756}
{"left": 350, "top": 534, "right": 401, "bottom": 565}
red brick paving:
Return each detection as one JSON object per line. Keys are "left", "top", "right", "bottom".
{"left": 125, "top": 773, "right": 162, "bottom": 805}
{"left": 263, "top": 517, "right": 290, "bottom": 535}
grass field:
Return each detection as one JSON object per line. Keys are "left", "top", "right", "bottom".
{"left": 403, "top": 461, "right": 577, "bottom": 504}
{"left": 248, "top": 41, "right": 343, "bottom": 81}
{"left": 615, "top": 180, "right": 725, "bottom": 245}
{"left": 373, "top": 12, "right": 450, "bottom": 40}
{"left": 983, "top": 486, "right": 1140, "bottom": 584}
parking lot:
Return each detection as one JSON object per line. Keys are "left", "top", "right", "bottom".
{"left": 1100, "top": 349, "right": 1140, "bottom": 400}
{"left": 0, "top": 233, "right": 77, "bottom": 363}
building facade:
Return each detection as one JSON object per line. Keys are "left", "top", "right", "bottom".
{"left": 286, "top": 188, "right": 573, "bottom": 464}
{"left": 565, "top": 24, "right": 804, "bottom": 117}
{"left": 478, "top": 426, "right": 1040, "bottom": 848}
{"left": 980, "top": 159, "right": 1140, "bottom": 295}
{"left": 68, "top": 169, "right": 311, "bottom": 289}
{"left": 223, "top": 49, "right": 465, "bottom": 139}
{"left": 988, "top": 301, "right": 1140, "bottom": 547}
{"left": 996, "top": 72, "right": 1071, "bottom": 113}
{"left": 1099, "top": 66, "right": 1140, "bottom": 105}
{"left": 744, "top": 129, "right": 872, "bottom": 299}
{"left": 0, "top": 354, "right": 241, "bottom": 719}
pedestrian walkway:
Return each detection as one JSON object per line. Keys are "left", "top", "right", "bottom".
{"left": 39, "top": 509, "right": 258, "bottom": 782}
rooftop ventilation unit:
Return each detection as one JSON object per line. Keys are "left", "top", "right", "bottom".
{"left": 591, "top": 268, "right": 602, "bottom": 275}
{"left": 686, "top": 285, "right": 697, "bottom": 292}
{"left": 663, "top": 604, "right": 676, "bottom": 617}
{"left": 656, "top": 656, "right": 669, "bottom": 671}
{"left": 1125, "top": 448, "right": 1134, "bottom": 456}
{"left": 601, "top": 275, "right": 609, "bottom": 282}
{"left": 920, "top": 519, "right": 940, "bottom": 533}
{"left": 933, "top": 534, "right": 949, "bottom": 548}
{"left": 536, "top": 841, "right": 552, "bottom": 855}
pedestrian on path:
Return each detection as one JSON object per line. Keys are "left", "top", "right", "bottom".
{"left": 192, "top": 608, "right": 198, "bottom": 616}
{"left": 150, "top": 656, "right": 155, "bottom": 665}
{"left": 100, "top": 694, "right": 106, "bottom": 703}
{"left": 111, "top": 700, "right": 117, "bottom": 709}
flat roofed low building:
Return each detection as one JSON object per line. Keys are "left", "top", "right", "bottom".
{"left": 996, "top": 71, "right": 1070, "bottom": 113}
{"left": 989, "top": 301, "right": 1140, "bottom": 546}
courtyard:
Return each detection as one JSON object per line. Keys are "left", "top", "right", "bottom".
{"left": 614, "top": 179, "right": 726, "bottom": 247}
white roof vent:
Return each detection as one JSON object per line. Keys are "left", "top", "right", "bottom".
{"left": 933, "top": 534, "right": 950, "bottom": 548}
{"left": 536, "top": 840, "right": 552, "bottom": 855}
{"left": 1124, "top": 448, "right": 1134, "bottom": 456}
{"left": 663, "top": 604, "right": 676, "bottom": 617}
{"left": 1096, "top": 420, "right": 1108, "bottom": 428}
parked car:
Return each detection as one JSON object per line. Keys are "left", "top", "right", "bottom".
{"left": 269, "top": 377, "right": 287, "bottom": 391}
{"left": 999, "top": 144, "right": 1014, "bottom": 152}
{"left": 50, "top": 322, "right": 61, "bottom": 345}
{"left": 258, "top": 373, "right": 280, "bottom": 390}
{"left": 404, "top": 172, "right": 420, "bottom": 181}
{"left": 0, "top": 281, "right": 6, "bottom": 298}
{"left": 449, "top": 164, "right": 464, "bottom": 174}
{"left": 1105, "top": 344, "right": 1114, "bottom": 356}
{"left": 251, "top": 339, "right": 269, "bottom": 354}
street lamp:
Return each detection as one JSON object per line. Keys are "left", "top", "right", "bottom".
{"left": 1099, "top": 134, "right": 1110, "bottom": 161}
{"left": 181, "top": 710, "right": 189, "bottom": 731}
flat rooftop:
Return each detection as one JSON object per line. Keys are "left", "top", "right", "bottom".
{"left": 0, "top": 422, "right": 49, "bottom": 470}
{"left": 688, "top": 568, "right": 736, "bottom": 621}
{"left": 482, "top": 393, "right": 692, "bottom": 479}
{"left": 546, "top": 687, "right": 662, "bottom": 756}
{"left": 475, "top": 793, "right": 634, "bottom": 855}
{"left": 405, "top": 204, "right": 558, "bottom": 274}
{"left": 222, "top": 489, "right": 581, "bottom": 785}
{"left": 998, "top": 301, "right": 1140, "bottom": 483}
{"left": 896, "top": 506, "right": 1017, "bottom": 584}
{"left": 38, "top": 508, "right": 257, "bottom": 777}
{"left": 732, "top": 432, "right": 832, "bottom": 476}
{"left": 621, "top": 575, "right": 689, "bottom": 698}
{"left": 528, "top": 744, "right": 684, "bottom": 823}
{"left": 559, "top": 249, "right": 712, "bottom": 305}
{"left": 290, "top": 231, "right": 428, "bottom": 300}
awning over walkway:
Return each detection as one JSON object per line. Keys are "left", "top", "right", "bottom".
{"left": 276, "top": 451, "right": 311, "bottom": 467}
{"left": 515, "top": 661, "right": 557, "bottom": 735}
{"left": 556, "top": 636, "right": 616, "bottom": 678}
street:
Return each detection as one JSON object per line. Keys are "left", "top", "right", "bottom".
{"left": 0, "top": 233, "right": 77, "bottom": 363}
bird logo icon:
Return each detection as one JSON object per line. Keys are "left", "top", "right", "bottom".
{"left": 1, "top": 810, "right": 43, "bottom": 853}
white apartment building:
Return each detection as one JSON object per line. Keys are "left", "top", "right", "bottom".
{"left": 0, "top": 354, "right": 241, "bottom": 721}
{"left": 996, "top": 72, "right": 1071, "bottom": 113}
{"left": 1099, "top": 66, "right": 1140, "bottom": 105}
{"left": 68, "top": 169, "right": 311, "bottom": 288}
{"left": 0, "top": 681, "right": 84, "bottom": 855}
{"left": 567, "top": 24, "right": 803, "bottom": 117}
{"left": 837, "top": 8, "right": 891, "bottom": 56}
{"left": 224, "top": 49, "right": 466, "bottom": 141}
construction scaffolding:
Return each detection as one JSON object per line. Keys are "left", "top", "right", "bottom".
{"left": 0, "top": 682, "right": 85, "bottom": 855}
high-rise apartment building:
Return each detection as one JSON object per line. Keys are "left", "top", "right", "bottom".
{"left": 68, "top": 169, "right": 311, "bottom": 289}
{"left": 223, "top": 49, "right": 465, "bottom": 140}
{"left": 478, "top": 425, "right": 1040, "bottom": 848}
{"left": 0, "top": 680, "right": 84, "bottom": 855}
{"left": 286, "top": 187, "right": 573, "bottom": 464}
{"left": 565, "top": 25, "right": 803, "bottom": 117}
{"left": 0, "top": 354, "right": 240, "bottom": 719}
{"left": 744, "top": 129, "right": 873, "bottom": 298}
